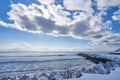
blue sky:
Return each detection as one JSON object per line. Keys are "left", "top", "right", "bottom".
{"left": 0, "top": 0, "right": 120, "bottom": 52}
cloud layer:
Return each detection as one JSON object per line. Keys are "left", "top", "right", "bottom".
{"left": 0, "top": 0, "right": 120, "bottom": 46}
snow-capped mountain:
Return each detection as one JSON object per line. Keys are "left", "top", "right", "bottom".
{"left": 115, "top": 48, "right": 120, "bottom": 52}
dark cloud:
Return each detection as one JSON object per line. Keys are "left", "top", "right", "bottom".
{"left": 56, "top": 27, "right": 69, "bottom": 35}
{"left": 20, "top": 16, "right": 38, "bottom": 31}
{"left": 35, "top": 17, "right": 56, "bottom": 33}
{"left": 72, "top": 21, "right": 90, "bottom": 36}
{"left": 91, "top": 34, "right": 103, "bottom": 39}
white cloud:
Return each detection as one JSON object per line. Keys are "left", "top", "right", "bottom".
{"left": 0, "top": 43, "right": 32, "bottom": 51}
{"left": 0, "top": 20, "right": 13, "bottom": 27}
{"left": 0, "top": 42, "right": 85, "bottom": 52}
{"left": 37, "top": 0, "right": 54, "bottom": 5}
{"left": 91, "top": 33, "right": 120, "bottom": 45}
{"left": 0, "top": 20, "right": 9, "bottom": 27}
{"left": 0, "top": 0, "right": 120, "bottom": 47}
{"left": 64, "top": 0, "right": 93, "bottom": 13}
{"left": 112, "top": 8, "right": 120, "bottom": 23}
{"left": 96, "top": 0, "right": 120, "bottom": 10}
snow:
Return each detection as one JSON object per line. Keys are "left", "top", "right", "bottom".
{"left": 38, "top": 76, "right": 49, "bottom": 80}
{"left": 0, "top": 55, "right": 82, "bottom": 62}
{"left": 52, "top": 72, "right": 63, "bottom": 80}
{"left": 94, "top": 62, "right": 108, "bottom": 74}
{"left": 37, "top": 68, "right": 120, "bottom": 80}
{"left": 0, "top": 52, "right": 120, "bottom": 80}
{"left": 71, "top": 53, "right": 120, "bottom": 80}
{"left": 0, "top": 55, "right": 95, "bottom": 77}
{"left": 89, "top": 53, "right": 120, "bottom": 62}
{"left": 75, "top": 68, "right": 120, "bottom": 80}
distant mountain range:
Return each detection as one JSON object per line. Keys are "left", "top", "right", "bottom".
{"left": 109, "top": 48, "right": 120, "bottom": 55}
{"left": 115, "top": 48, "right": 120, "bottom": 52}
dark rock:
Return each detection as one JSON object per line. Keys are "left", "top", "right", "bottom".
{"left": 1, "top": 77, "right": 14, "bottom": 80}
{"left": 58, "top": 71, "right": 65, "bottom": 77}
{"left": 51, "top": 73, "right": 63, "bottom": 80}
{"left": 106, "top": 70, "right": 111, "bottom": 74}
{"left": 89, "top": 68, "right": 96, "bottom": 73}
{"left": 38, "top": 73, "right": 49, "bottom": 80}
{"left": 76, "top": 71, "right": 82, "bottom": 78}
{"left": 77, "top": 53, "right": 111, "bottom": 64}
{"left": 31, "top": 76, "right": 37, "bottom": 80}
{"left": 48, "top": 72, "right": 56, "bottom": 80}
{"left": 63, "top": 70, "right": 79, "bottom": 79}
{"left": 38, "top": 76, "right": 48, "bottom": 80}
{"left": 40, "top": 73, "right": 48, "bottom": 78}
{"left": 94, "top": 62, "right": 107, "bottom": 74}
{"left": 19, "top": 75, "right": 30, "bottom": 80}
{"left": 63, "top": 71, "right": 69, "bottom": 79}
{"left": 48, "top": 72, "right": 63, "bottom": 80}
{"left": 104, "top": 61, "right": 113, "bottom": 69}
{"left": 67, "top": 70, "right": 73, "bottom": 78}
{"left": 1, "top": 77, "right": 8, "bottom": 80}
{"left": 115, "top": 48, "right": 120, "bottom": 52}
{"left": 111, "top": 62, "right": 120, "bottom": 68}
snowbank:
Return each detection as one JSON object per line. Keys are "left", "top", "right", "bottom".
{"left": 89, "top": 53, "right": 120, "bottom": 62}
{"left": 76, "top": 68, "right": 120, "bottom": 80}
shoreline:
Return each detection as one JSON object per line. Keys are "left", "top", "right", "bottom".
{"left": 0, "top": 53, "right": 120, "bottom": 80}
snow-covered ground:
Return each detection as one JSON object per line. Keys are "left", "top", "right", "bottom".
{"left": 89, "top": 53, "right": 120, "bottom": 62}
{"left": 0, "top": 54, "right": 95, "bottom": 78}
{"left": 0, "top": 52, "right": 120, "bottom": 80}
{"left": 76, "top": 68, "right": 120, "bottom": 80}
{"left": 0, "top": 55, "right": 82, "bottom": 62}
{"left": 74, "top": 53, "right": 120, "bottom": 80}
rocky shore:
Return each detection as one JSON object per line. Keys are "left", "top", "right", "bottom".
{"left": 0, "top": 69, "right": 82, "bottom": 80}
{"left": 1, "top": 53, "right": 120, "bottom": 80}
{"left": 1, "top": 60, "right": 119, "bottom": 80}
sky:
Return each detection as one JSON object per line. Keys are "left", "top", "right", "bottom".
{"left": 0, "top": 0, "right": 120, "bottom": 52}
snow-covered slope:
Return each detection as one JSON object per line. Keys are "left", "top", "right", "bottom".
{"left": 76, "top": 68, "right": 120, "bottom": 80}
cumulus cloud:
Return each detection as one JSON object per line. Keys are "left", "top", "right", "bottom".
{"left": 92, "top": 33, "right": 120, "bottom": 45}
{"left": 112, "top": 8, "right": 120, "bottom": 23}
{"left": 64, "top": 0, "right": 93, "bottom": 13}
{"left": 0, "top": 0, "right": 120, "bottom": 46}
{"left": 37, "top": 0, "right": 54, "bottom": 5}
{"left": 95, "top": 0, "right": 120, "bottom": 10}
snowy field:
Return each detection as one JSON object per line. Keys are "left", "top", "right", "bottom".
{"left": 76, "top": 68, "right": 120, "bottom": 80}
{"left": 0, "top": 52, "right": 120, "bottom": 80}
{"left": 0, "top": 52, "right": 95, "bottom": 78}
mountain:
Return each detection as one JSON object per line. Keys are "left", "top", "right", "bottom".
{"left": 115, "top": 48, "right": 120, "bottom": 52}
